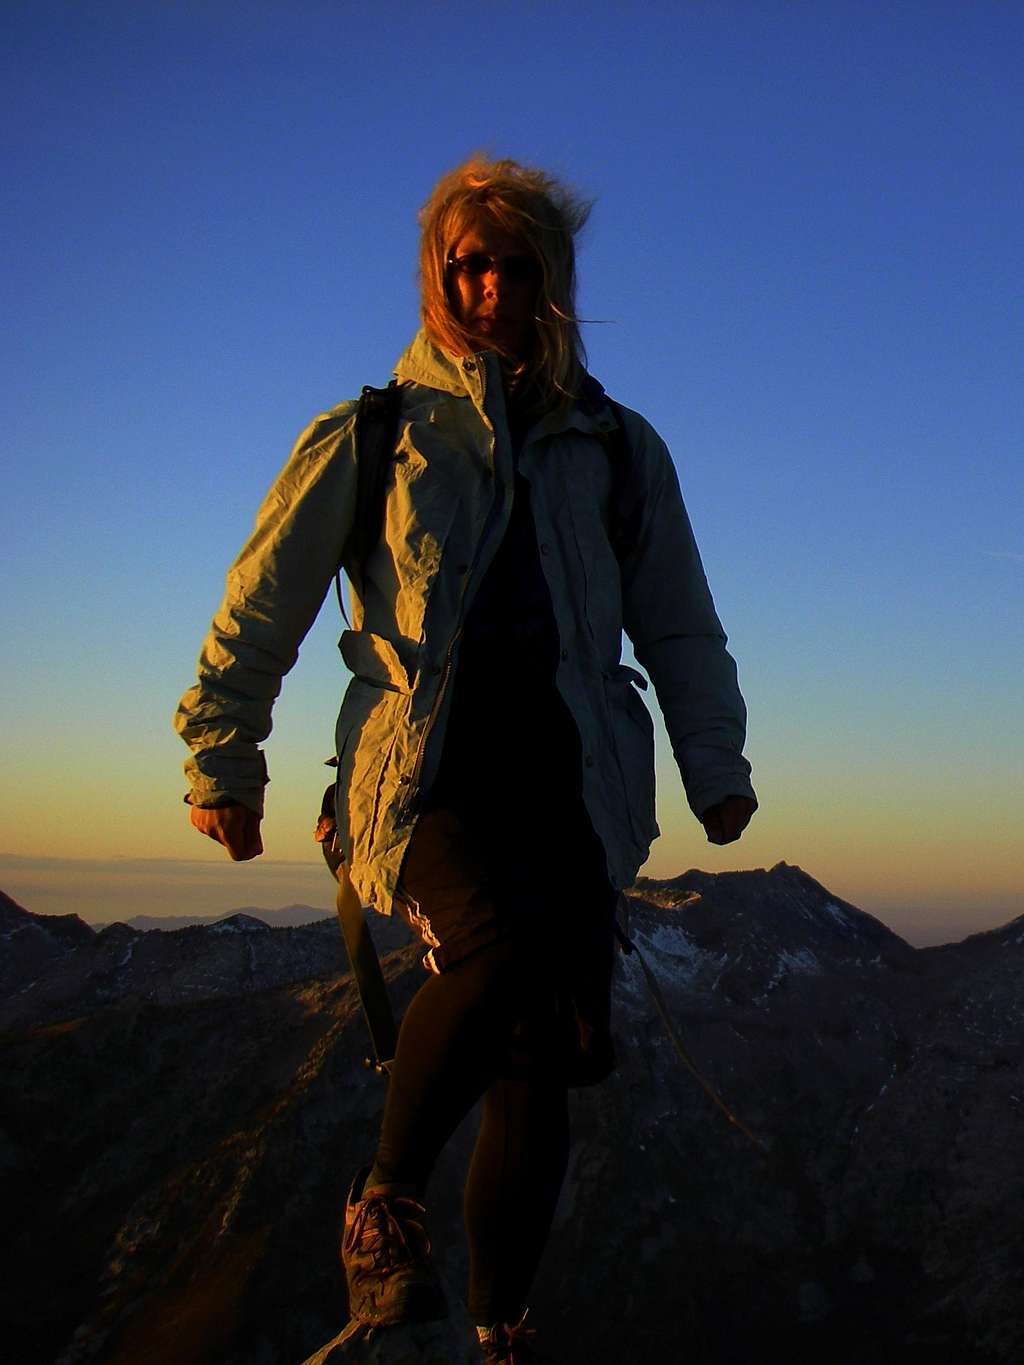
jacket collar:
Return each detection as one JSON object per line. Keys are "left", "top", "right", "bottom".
{"left": 392, "top": 330, "right": 471, "bottom": 397}
{"left": 392, "top": 330, "right": 618, "bottom": 440}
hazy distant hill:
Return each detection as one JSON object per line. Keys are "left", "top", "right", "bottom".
{"left": 89, "top": 903, "right": 334, "bottom": 933}
{"left": 1, "top": 865, "right": 1021, "bottom": 1364}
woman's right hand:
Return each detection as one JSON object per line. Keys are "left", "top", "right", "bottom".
{"left": 189, "top": 803, "right": 264, "bottom": 860}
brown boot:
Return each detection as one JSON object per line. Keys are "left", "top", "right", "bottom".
{"left": 340, "top": 1167, "right": 446, "bottom": 1326}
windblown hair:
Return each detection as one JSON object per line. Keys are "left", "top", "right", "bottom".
{"left": 418, "top": 155, "right": 592, "bottom": 411}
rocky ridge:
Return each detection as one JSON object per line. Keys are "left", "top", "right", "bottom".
{"left": 0, "top": 866, "right": 1020, "bottom": 1364}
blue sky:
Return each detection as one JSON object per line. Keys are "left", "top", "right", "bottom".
{"left": 2, "top": 1, "right": 1021, "bottom": 944}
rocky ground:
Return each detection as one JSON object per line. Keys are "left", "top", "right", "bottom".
{"left": 1, "top": 867, "right": 1021, "bottom": 1364}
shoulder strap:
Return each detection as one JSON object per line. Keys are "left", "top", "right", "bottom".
{"left": 577, "top": 375, "right": 645, "bottom": 565}
{"left": 603, "top": 398, "right": 645, "bottom": 565}
{"left": 334, "top": 860, "right": 396, "bottom": 1075}
{"left": 317, "top": 784, "right": 396, "bottom": 1076}
{"left": 325, "top": 380, "right": 403, "bottom": 1073}
{"left": 334, "top": 379, "right": 404, "bottom": 625}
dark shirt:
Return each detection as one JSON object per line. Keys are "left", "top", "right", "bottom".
{"left": 427, "top": 452, "right": 580, "bottom": 817}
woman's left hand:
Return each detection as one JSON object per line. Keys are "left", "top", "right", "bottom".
{"left": 700, "top": 795, "right": 757, "bottom": 845}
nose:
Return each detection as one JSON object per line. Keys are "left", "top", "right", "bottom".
{"left": 482, "top": 267, "right": 502, "bottom": 297}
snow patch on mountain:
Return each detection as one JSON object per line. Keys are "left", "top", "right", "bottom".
{"left": 778, "top": 946, "right": 821, "bottom": 975}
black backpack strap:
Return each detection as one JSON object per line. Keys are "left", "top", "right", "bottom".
{"left": 323, "top": 380, "right": 403, "bottom": 1072}
{"left": 577, "top": 374, "right": 644, "bottom": 565}
{"left": 334, "top": 379, "right": 404, "bottom": 625}
{"left": 602, "top": 397, "right": 645, "bottom": 565}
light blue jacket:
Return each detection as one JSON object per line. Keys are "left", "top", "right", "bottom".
{"left": 175, "top": 332, "right": 756, "bottom": 912}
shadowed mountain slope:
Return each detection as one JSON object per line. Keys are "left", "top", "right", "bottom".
{"left": 0, "top": 864, "right": 1020, "bottom": 1364}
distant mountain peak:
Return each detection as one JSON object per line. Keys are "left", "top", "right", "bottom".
{"left": 208, "top": 913, "right": 272, "bottom": 934}
{"left": 626, "top": 862, "right": 914, "bottom": 985}
{"left": 89, "top": 904, "right": 334, "bottom": 933}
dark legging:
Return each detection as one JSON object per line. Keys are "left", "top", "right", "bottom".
{"left": 369, "top": 932, "right": 572, "bottom": 1324}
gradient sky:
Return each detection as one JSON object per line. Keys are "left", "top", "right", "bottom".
{"left": 2, "top": 1, "right": 1021, "bottom": 946}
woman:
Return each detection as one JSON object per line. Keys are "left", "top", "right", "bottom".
{"left": 177, "top": 157, "right": 756, "bottom": 1363}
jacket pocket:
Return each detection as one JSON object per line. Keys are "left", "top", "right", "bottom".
{"left": 338, "top": 629, "right": 415, "bottom": 693}
{"left": 334, "top": 658, "right": 411, "bottom": 873}
{"left": 604, "top": 664, "right": 659, "bottom": 850}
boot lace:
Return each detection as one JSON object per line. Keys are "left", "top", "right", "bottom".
{"left": 479, "top": 1309, "right": 538, "bottom": 1362}
{"left": 344, "top": 1192, "right": 429, "bottom": 1275}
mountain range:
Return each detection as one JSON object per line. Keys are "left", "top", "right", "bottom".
{"left": 88, "top": 905, "right": 334, "bottom": 934}
{"left": 1, "top": 866, "right": 1021, "bottom": 1363}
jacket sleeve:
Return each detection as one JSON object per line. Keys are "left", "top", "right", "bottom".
{"left": 617, "top": 408, "right": 757, "bottom": 821}
{"left": 173, "top": 403, "right": 360, "bottom": 813}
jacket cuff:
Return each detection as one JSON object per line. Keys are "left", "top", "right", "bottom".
{"left": 182, "top": 750, "right": 269, "bottom": 816}
{"left": 183, "top": 793, "right": 242, "bottom": 810}
{"left": 685, "top": 773, "right": 758, "bottom": 823}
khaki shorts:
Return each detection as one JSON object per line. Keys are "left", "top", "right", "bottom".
{"left": 394, "top": 800, "right": 620, "bottom": 1086}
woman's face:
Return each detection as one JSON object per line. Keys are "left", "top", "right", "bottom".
{"left": 446, "top": 220, "right": 540, "bottom": 359}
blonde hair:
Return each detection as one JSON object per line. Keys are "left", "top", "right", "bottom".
{"left": 418, "top": 156, "right": 592, "bottom": 411}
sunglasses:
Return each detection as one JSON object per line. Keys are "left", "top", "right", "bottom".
{"left": 447, "top": 251, "right": 541, "bottom": 284}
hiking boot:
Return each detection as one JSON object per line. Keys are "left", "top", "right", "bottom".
{"left": 476, "top": 1311, "right": 551, "bottom": 1363}
{"left": 340, "top": 1167, "right": 446, "bottom": 1326}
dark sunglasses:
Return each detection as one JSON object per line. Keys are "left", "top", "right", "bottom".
{"left": 446, "top": 251, "right": 541, "bottom": 284}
